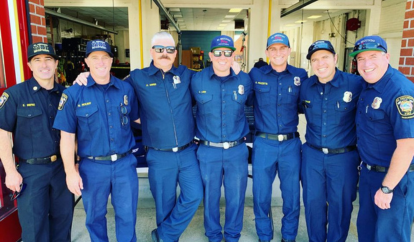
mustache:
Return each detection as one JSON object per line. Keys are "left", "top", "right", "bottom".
{"left": 158, "top": 55, "right": 171, "bottom": 60}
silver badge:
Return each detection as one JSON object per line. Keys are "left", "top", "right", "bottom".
{"left": 173, "top": 76, "right": 181, "bottom": 84}
{"left": 294, "top": 76, "right": 301, "bottom": 86}
{"left": 343, "top": 91, "right": 352, "bottom": 103}
{"left": 124, "top": 95, "right": 128, "bottom": 105}
{"left": 238, "top": 85, "right": 244, "bottom": 95}
{"left": 33, "top": 86, "right": 38, "bottom": 91}
{"left": 372, "top": 97, "right": 382, "bottom": 109}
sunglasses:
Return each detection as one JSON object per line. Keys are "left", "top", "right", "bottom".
{"left": 120, "top": 104, "right": 129, "bottom": 126}
{"left": 152, "top": 45, "right": 176, "bottom": 54}
{"left": 10, "top": 183, "right": 27, "bottom": 201}
{"left": 353, "top": 42, "right": 387, "bottom": 53}
{"left": 212, "top": 50, "right": 233, "bottom": 57}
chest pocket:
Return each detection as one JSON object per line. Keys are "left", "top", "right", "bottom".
{"left": 231, "top": 91, "right": 247, "bottom": 117}
{"left": 334, "top": 101, "right": 356, "bottom": 125}
{"left": 365, "top": 107, "right": 385, "bottom": 121}
{"left": 17, "top": 107, "right": 43, "bottom": 135}
{"left": 76, "top": 105, "right": 99, "bottom": 141}
{"left": 195, "top": 94, "right": 213, "bottom": 115}
{"left": 281, "top": 86, "right": 299, "bottom": 105}
{"left": 254, "top": 85, "right": 271, "bottom": 107}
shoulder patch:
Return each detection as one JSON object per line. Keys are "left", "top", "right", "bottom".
{"left": 396, "top": 95, "right": 414, "bottom": 119}
{"left": 0, "top": 92, "right": 9, "bottom": 109}
{"left": 58, "top": 93, "right": 68, "bottom": 110}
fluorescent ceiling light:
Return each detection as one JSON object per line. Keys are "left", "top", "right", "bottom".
{"left": 229, "top": 8, "right": 242, "bottom": 13}
{"left": 176, "top": 19, "right": 184, "bottom": 22}
{"left": 174, "top": 14, "right": 182, "bottom": 18}
{"left": 295, "top": 20, "right": 307, "bottom": 23}
{"left": 217, "top": 27, "right": 225, "bottom": 30}
{"left": 225, "top": 15, "right": 236, "bottom": 18}
{"left": 169, "top": 8, "right": 180, "bottom": 12}
{"left": 219, "top": 24, "right": 227, "bottom": 27}
{"left": 222, "top": 20, "right": 231, "bottom": 23}
{"left": 308, "top": 15, "right": 322, "bottom": 19}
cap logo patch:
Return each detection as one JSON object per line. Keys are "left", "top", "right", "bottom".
{"left": 92, "top": 41, "right": 107, "bottom": 50}
{"left": 33, "top": 43, "right": 50, "bottom": 53}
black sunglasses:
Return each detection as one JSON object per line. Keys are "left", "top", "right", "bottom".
{"left": 152, "top": 45, "right": 176, "bottom": 54}
{"left": 120, "top": 104, "right": 129, "bottom": 126}
{"left": 212, "top": 50, "right": 233, "bottom": 57}
{"left": 353, "top": 42, "right": 387, "bottom": 53}
{"left": 10, "top": 183, "right": 27, "bottom": 201}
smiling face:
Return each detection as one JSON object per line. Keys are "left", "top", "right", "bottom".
{"left": 265, "top": 43, "right": 291, "bottom": 72}
{"left": 85, "top": 51, "right": 113, "bottom": 82}
{"left": 356, "top": 50, "right": 389, "bottom": 84}
{"left": 151, "top": 37, "right": 177, "bottom": 71}
{"left": 209, "top": 47, "right": 234, "bottom": 77}
{"left": 310, "top": 50, "right": 337, "bottom": 84}
{"left": 27, "top": 54, "right": 58, "bottom": 83}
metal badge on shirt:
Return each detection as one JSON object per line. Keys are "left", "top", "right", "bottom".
{"left": 396, "top": 95, "right": 414, "bottom": 119}
{"left": 294, "top": 76, "right": 301, "bottom": 86}
{"left": 0, "top": 92, "right": 9, "bottom": 109}
{"left": 343, "top": 91, "right": 352, "bottom": 103}
{"left": 238, "top": 85, "right": 244, "bottom": 95}
{"left": 371, "top": 97, "right": 382, "bottom": 109}
{"left": 58, "top": 93, "right": 68, "bottom": 110}
{"left": 173, "top": 76, "right": 181, "bottom": 89}
{"left": 124, "top": 95, "right": 128, "bottom": 105}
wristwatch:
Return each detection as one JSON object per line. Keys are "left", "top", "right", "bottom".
{"left": 381, "top": 185, "right": 393, "bottom": 194}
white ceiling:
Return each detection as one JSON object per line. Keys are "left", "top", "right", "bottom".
{"left": 45, "top": 5, "right": 352, "bottom": 32}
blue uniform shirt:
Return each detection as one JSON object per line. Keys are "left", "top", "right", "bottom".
{"left": 125, "top": 61, "right": 195, "bottom": 149}
{"left": 356, "top": 66, "right": 414, "bottom": 167}
{"left": 300, "top": 69, "right": 363, "bottom": 148}
{"left": 53, "top": 75, "right": 138, "bottom": 158}
{"left": 0, "top": 78, "right": 64, "bottom": 159}
{"left": 191, "top": 66, "right": 252, "bottom": 142}
{"left": 249, "top": 64, "right": 307, "bottom": 134}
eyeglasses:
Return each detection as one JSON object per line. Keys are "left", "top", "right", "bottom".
{"left": 152, "top": 45, "right": 176, "bottom": 54}
{"left": 212, "top": 50, "right": 233, "bottom": 57}
{"left": 120, "top": 104, "right": 129, "bottom": 126}
{"left": 10, "top": 183, "right": 27, "bottom": 201}
{"left": 353, "top": 42, "right": 387, "bottom": 53}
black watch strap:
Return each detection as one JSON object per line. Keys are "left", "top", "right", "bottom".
{"left": 381, "top": 185, "right": 393, "bottom": 194}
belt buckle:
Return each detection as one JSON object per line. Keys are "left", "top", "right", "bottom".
{"left": 111, "top": 154, "right": 117, "bottom": 162}
{"left": 172, "top": 147, "right": 178, "bottom": 152}
{"left": 322, "top": 148, "right": 329, "bottom": 154}
{"left": 366, "top": 164, "right": 372, "bottom": 170}
{"left": 50, "top": 155, "right": 57, "bottom": 162}
{"left": 278, "top": 134, "right": 284, "bottom": 142}
{"left": 223, "top": 142, "right": 230, "bottom": 149}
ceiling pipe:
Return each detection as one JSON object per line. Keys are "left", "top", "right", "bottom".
{"left": 281, "top": 0, "right": 318, "bottom": 17}
{"left": 45, "top": 8, "right": 118, "bottom": 34}
{"left": 152, "top": 0, "right": 181, "bottom": 34}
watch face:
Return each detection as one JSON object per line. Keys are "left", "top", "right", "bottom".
{"left": 381, "top": 186, "right": 393, "bottom": 194}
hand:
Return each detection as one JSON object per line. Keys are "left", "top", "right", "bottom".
{"left": 374, "top": 188, "right": 393, "bottom": 209}
{"left": 73, "top": 72, "right": 90, "bottom": 86}
{"left": 5, "top": 170, "right": 23, "bottom": 192}
{"left": 66, "top": 170, "right": 83, "bottom": 196}
{"left": 231, "top": 61, "right": 241, "bottom": 75}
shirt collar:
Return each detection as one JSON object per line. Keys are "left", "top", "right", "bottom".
{"left": 366, "top": 65, "right": 392, "bottom": 93}
{"left": 261, "top": 64, "right": 294, "bottom": 75}
{"left": 148, "top": 61, "right": 179, "bottom": 76}
{"left": 310, "top": 68, "right": 340, "bottom": 87}
{"left": 86, "top": 74, "right": 120, "bottom": 89}
{"left": 207, "top": 65, "right": 236, "bottom": 79}
{"left": 30, "top": 77, "right": 60, "bottom": 93}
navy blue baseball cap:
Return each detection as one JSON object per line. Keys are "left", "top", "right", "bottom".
{"left": 267, "top": 33, "right": 290, "bottom": 48}
{"left": 211, "top": 35, "right": 236, "bottom": 51}
{"left": 85, "top": 40, "right": 113, "bottom": 57}
{"left": 350, "top": 35, "right": 387, "bottom": 57}
{"left": 306, "top": 40, "right": 336, "bottom": 60}
{"left": 27, "top": 42, "right": 58, "bottom": 61}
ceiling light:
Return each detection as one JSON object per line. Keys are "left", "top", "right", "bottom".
{"left": 222, "top": 20, "right": 231, "bottom": 23}
{"left": 169, "top": 8, "right": 180, "bottom": 12}
{"left": 217, "top": 27, "right": 225, "bottom": 30}
{"left": 225, "top": 15, "right": 236, "bottom": 18}
{"left": 295, "top": 20, "right": 307, "bottom": 23}
{"left": 219, "top": 24, "right": 227, "bottom": 27}
{"left": 174, "top": 14, "right": 182, "bottom": 18}
{"left": 307, "top": 15, "right": 322, "bottom": 19}
{"left": 285, "top": 24, "right": 296, "bottom": 27}
{"left": 176, "top": 19, "right": 184, "bottom": 22}
{"left": 229, "top": 8, "right": 242, "bottom": 13}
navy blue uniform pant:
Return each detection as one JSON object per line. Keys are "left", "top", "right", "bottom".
{"left": 302, "top": 143, "right": 359, "bottom": 242}
{"left": 357, "top": 166, "right": 414, "bottom": 242}
{"left": 252, "top": 137, "right": 301, "bottom": 241}
{"left": 197, "top": 143, "right": 248, "bottom": 242}
{"left": 146, "top": 143, "right": 203, "bottom": 242}
{"left": 79, "top": 154, "right": 138, "bottom": 242}
{"left": 17, "top": 159, "right": 73, "bottom": 242}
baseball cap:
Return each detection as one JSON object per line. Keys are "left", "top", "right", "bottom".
{"left": 210, "top": 35, "right": 236, "bottom": 51}
{"left": 349, "top": 35, "right": 387, "bottom": 57}
{"left": 27, "top": 42, "right": 58, "bottom": 61}
{"left": 306, "top": 40, "right": 336, "bottom": 60}
{"left": 85, "top": 40, "right": 113, "bottom": 57}
{"left": 267, "top": 33, "right": 290, "bottom": 48}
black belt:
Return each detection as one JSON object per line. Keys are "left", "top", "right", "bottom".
{"left": 19, "top": 154, "right": 60, "bottom": 165}
{"left": 308, "top": 144, "right": 356, "bottom": 154}
{"left": 150, "top": 142, "right": 192, "bottom": 152}
{"left": 86, "top": 151, "right": 131, "bottom": 162}
{"left": 256, "top": 132, "right": 299, "bottom": 141}
{"left": 361, "top": 162, "right": 414, "bottom": 173}
{"left": 200, "top": 138, "right": 244, "bottom": 149}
